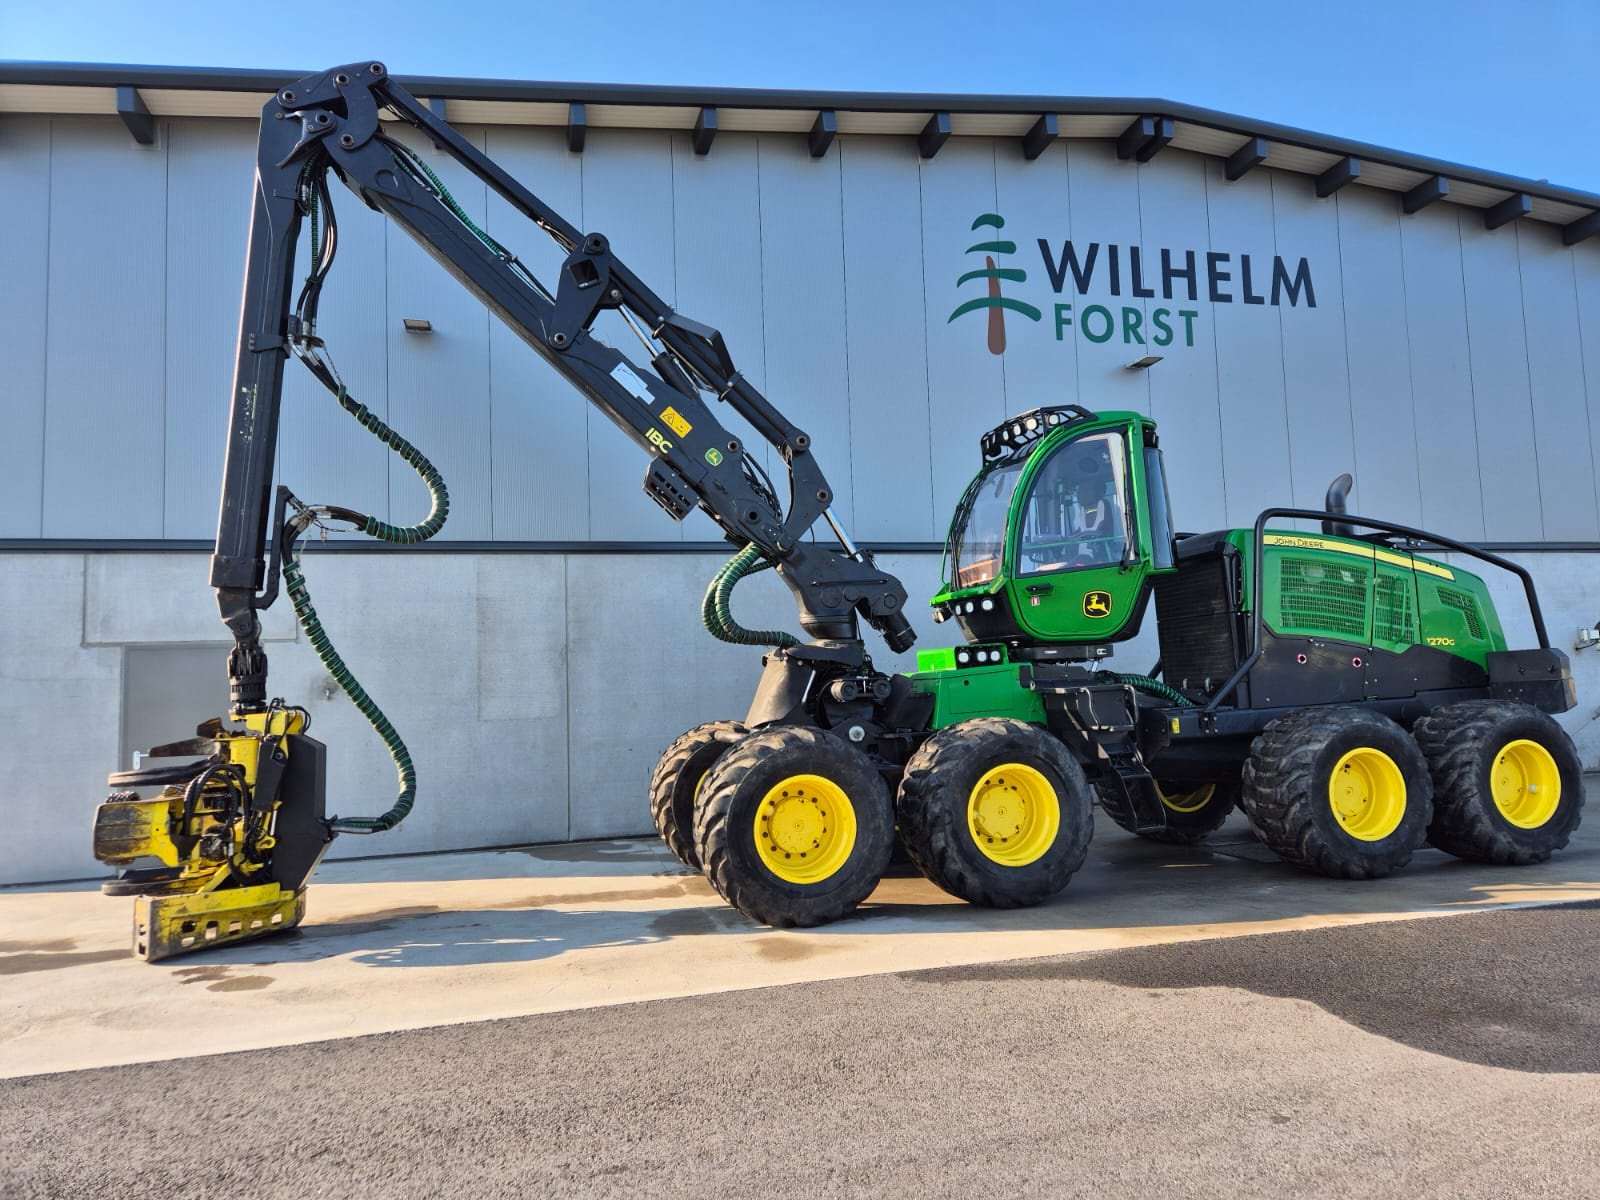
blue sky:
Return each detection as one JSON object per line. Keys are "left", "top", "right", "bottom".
{"left": 5, "top": 0, "right": 1597, "bottom": 192}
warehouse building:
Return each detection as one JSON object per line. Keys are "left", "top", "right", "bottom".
{"left": 3, "top": 63, "right": 1599, "bottom": 884}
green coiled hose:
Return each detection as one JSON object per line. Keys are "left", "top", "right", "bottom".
{"left": 1105, "top": 672, "right": 1195, "bottom": 707}
{"left": 284, "top": 555, "right": 417, "bottom": 834}
{"left": 702, "top": 543, "right": 800, "bottom": 649}
{"left": 285, "top": 386, "right": 450, "bottom": 835}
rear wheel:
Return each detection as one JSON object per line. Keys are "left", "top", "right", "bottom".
{"left": 694, "top": 725, "right": 894, "bottom": 928}
{"left": 1241, "top": 707, "right": 1432, "bottom": 879}
{"left": 897, "top": 718, "right": 1093, "bottom": 907}
{"left": 1412, "top": 700, "right": 1583, "bottom": 864}
{"left": 1097, "top": 778, "right": 1241, "bottom": 845}
{"left": 648, "top": 720, "right": 746, "bottom": 871}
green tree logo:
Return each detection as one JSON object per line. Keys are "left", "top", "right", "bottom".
{"left": 948, "top": 213, "right": 1041, "bottom": 355}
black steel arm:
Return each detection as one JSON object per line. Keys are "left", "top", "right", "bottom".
{"left": 212, "top": 61, "right": 913, "bottom": 711}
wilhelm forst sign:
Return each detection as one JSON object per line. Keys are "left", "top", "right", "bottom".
{"left": 951, "top": 213, "right": 1318, "bottom": 355}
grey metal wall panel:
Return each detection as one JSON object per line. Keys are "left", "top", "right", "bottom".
{"left": 754, "top": 136, "right": 856, "bottom": 530}
{"left": 1203, "top": 159, "right": 1294, "bottom": 528}
{"left": 918, "top": 140, "right": 1004, "bottom": 530}
{"left": 1515, "top": 222, "right": 1599, "bottom": 540}
{"left": 41, "top": 118, "right": 167, "bottom": 537}
{"left": 1398, "top": 204, "right": 1485, "bottom": 539}
{"left": 276, "top": 131, "right": 390, "bottom": 538}
{"left": 482, "top": 126, "right": 589, "bottom": 541}
{"left": 10, "top": 116, "right": 1600, "bottom": 556}
{"left": 671, "top": 131, "right": 766, "bottom": 543}
{"left": 1458, "top": 210, "right": 1542, "bottom": 541}
{"left": 384, "top": 125, "right": 493, "bottom": 540}
{"left": 1333, "top": 186, "right": 1424, "bottom": 528}
{"left": 564, "top": 553, "right": 780, "bottom": 839}
{"left": 0, "top": 118, "right": 50, "bottom": 537}
{"left": 839, "top": 136, "right": 934, "bottom": 541}
{"left": 1272, "top": 174, "right": 1356, "bottom": 513}
{"left": 1135, "top": 150, "right": 1228, "bottom": 532}
{"left": 162, "top": 119, "right": 255, "bottom": 539}
{"left": 1064, "top": 140, "right": 1151, "bottom": 413}
{"left": 992, "top": 140, "right": 1076, "bottom": 460}
{"left": 1578, "top": 253, "right": 1600, "bottom": 519}
{"left": 579, "top": 130, "right": 680, "bottom": 541}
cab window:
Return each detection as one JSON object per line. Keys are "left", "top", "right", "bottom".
{"left": 1014, "top": 430, "right": 1130, "bottom": 574}
{"left": 949, "top": 460, "right": 1024, "bottom": 588}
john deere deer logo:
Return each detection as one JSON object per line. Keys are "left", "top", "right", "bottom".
{"left": 1083, "top": 591, "right": 1113, "bottom": 619}
{"left": 948, "top": 213, "right": 1042, "bottom": 355}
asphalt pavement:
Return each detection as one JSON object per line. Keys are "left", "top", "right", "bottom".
{"left": 5, "top": 903, "right": 1599, "bottom": 1200}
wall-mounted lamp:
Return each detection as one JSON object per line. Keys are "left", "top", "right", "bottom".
{"left": 402, "top": 318, "right": 434, "bottom": 333}
{"left": 1124, "top": 354, "right": 1163, "bottom": 370}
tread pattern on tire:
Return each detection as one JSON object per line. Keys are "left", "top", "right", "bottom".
{"left": 1412, "top": 699, "right": 1583, "bottom": 865}
{"left": 1095, "top": 778, "right": 1241, "bottom": 845}
{"left": 647, "top": 720, "right": 745, "bottom": 871}
{"left": 694, "top": 724, "right": 893, "bottom": 928}
{"left": 1241, "top": 706, "right": 1432, "bottom": 880}
{"left": 898, "top": 717, "right": 1093, "bottom": 908}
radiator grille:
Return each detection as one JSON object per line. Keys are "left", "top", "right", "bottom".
{"left": 1372, "top": 574, "right": 1416, "bottom": 646}
{"left": 1277, "top": 557, "right": 1367, "bottom": 640}
{"left": 1438, "top": 586, "right": 1486, "bottom": 640}
{"left": 1154, "top": 558, "right": 1239, "bottom": 691}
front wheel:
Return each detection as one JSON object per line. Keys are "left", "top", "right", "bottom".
{"left": 897, "top": 718, "right": 1093, "bottom": 907}
{"left": 694, "top": 726, "right": 894, "bottom": 928}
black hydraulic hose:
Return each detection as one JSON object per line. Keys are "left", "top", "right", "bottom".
{"left": 702, "top": 543, "right": 800, "bottom": 649}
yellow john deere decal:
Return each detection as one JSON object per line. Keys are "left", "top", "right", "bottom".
{"left": 660, "top": 406, "right": 692, "bottom": 438}
{"left": 1263, "top": 533, "right": 1453, "bottom": 580}
{"left": 1083, "top": 590, "right": 1113, "bottom": 618}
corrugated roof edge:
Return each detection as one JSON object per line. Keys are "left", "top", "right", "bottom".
{"left": 1, "top": 59, "right": 1596, "bottom": 209}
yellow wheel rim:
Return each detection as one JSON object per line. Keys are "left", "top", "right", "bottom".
{"left": 1328, "top": 747, "right": 1406, "bottom": 842}
{"left": 967, "top": 763, "right": 1061, "bottom": 867}
{"left": 1157, "top": 782, "right": 1215, "bottom": 814}
{"left": 753, "top": 774, "right": 857, "bottom": 885}
{"left": 1490, "top": 739, "right": 1560, "bottom": 829}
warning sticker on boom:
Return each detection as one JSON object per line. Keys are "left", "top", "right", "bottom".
{"left": 660, "top": 406, "right": 692, "bottom": 438}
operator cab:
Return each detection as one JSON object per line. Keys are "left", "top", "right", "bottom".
{"left": 934, "top": 406, "right": 1176, "bottom": 652}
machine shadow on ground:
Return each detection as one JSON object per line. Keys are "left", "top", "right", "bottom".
{"left": 157, "top": 814, "right": 1600, "bottom": 976}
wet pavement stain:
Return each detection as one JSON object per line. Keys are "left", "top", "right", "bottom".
{"left": 0, "top": 949, "right": 126, "bottom": 975}
{"left": 0, "top": 939, "right": 78, "bottom": 953}
{"left": 487, "top": 881, "right": 699, "bottom": 909}
{"left": 172, "top": 965, "right": 231, "bottom": 985}
{"left": 208, "top": 975, "right": 273, "bottom": 992}
{"left": 648, "top": 908, "right": 745, "bottom": 937}
{"left": 168, "top": 964, "right": 274, "bottom": 992}
{"left": 519, "top": 841, "right": 657, "bottom": 864}
{"left": 752, "top": 936, "right": 836, "bottom": 963}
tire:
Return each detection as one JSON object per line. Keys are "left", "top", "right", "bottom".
{"left": 647, "top": 720, "right": 747, "bottom": 871}
{"left": 694, "top": 725, "right": 894, "bottom": 928}
{"left": 897, "top": 718, "right": 1093, "bottom": 907}
{"left": 1412, "top": 700, "right": 1584, "bottom": 864}
{"left": 1241, "top": 706, "right": 1432, "bottom": 879}
{"left": 1095, "top": 777, "right": 1242, "bottom": 845}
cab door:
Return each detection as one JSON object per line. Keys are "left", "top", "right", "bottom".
{"left": 1002, "top": 427, "right": 1150, "bottom": 642}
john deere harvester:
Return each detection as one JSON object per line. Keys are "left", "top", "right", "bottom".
{"left": 94, "top": 63, "right": 1583, "bottom": 955}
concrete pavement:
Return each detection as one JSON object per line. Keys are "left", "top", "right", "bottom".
{"left": 5, "top": 797, "right": 1598, "bottom": 1081}
{"left": 5, "top": 904, "right": 1599, "bottom": 1199}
